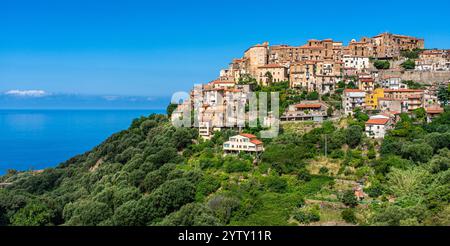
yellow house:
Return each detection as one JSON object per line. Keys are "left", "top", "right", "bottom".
{"left": 365, "top": 88, "right": 384, "bottom": 110}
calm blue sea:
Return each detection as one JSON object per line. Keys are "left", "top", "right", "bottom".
{"left": 0, "top": 109, "right": 164, "bottom": 174}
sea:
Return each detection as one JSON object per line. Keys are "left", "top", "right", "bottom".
{"left": 0, "top": 109, "right": 164, "bottom": 174}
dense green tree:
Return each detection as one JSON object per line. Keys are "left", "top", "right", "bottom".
{"left": 63, "top": 200, "right": 113, "bottom": 226}
{"left": 401, "top": 59, "right": 416, "bottom": 70}
{"left": 373, "top": 60, "right": 390, "bottom": 69}
{"left": 306, "top": 91, "right": 319, "bottom": 100}
{"left": 341, "top": 208, "right": 357, "bottom": 224}
{"left": 345, "top": 125, "right": 363, "bottom": 148}
{"left": 10, "top": 202, "right": 54, "bottom": 226}
{"left": 341, "top": 190, "right": 358, "bottom": 208}
{"left": 298, "top": 169, "right": 311, "bottom": 182}
{"left": 145, "top": 179, "right": 196, "bottom": 222}
{"left": 401, "top": 143, "right": 433, "bottom": 163}
{"left": 265, "top": 175, "right": 288, "bottom": 193}
{"left": 112, "top": 200, "right": 146, "bottom": 226}
{"left": 437, "top": 85, "right": 449, "bottom": 106}
{"left": 140, "top": 170, "right": 166, "bottom": 193}
{"left": 166, "top": 103, "right": 178, "bottom": 117}
{"left": 207, "top": 195, "right": 241, "bottom": 224}
{"left": 158, "top": 203, "right": 221, "bottom": 226}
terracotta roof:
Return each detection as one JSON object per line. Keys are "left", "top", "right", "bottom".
{"left": 426, "top": 107, "right": 444, "bottom": 114}
{"left": 212, "top": 80, "right": 235, "bottom": 84}
{"left": 258, "top": 64, "right": 285, "bottom": 69}
{"left": 295, "top": 103, "right": 322, "bottom": 109}
{"left": 407, "top": 95, "right": 422, "bottom": 99}
{"left": 378, "top": 97, "right": 402, "bottom": 101}
{"left": 250, "top": 139, "right": 263, "bottom": 145}
{"left": 344, "top": 89, "right": 364, "bottom": 93}
{"left": 366, "top": 118, "right": 389, "bottom": 125}
{"left": 359, "top": 78, "right": 374, "bottom": 82}
{"left": 384, "top": 89, "right": 424, "bottom": 93}
{"left": 240, "top": 133, "right": 257, "bottom": 139}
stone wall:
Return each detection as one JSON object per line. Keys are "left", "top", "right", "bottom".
{"left": 377, "top": 70, "right": 450, "bottom": 84}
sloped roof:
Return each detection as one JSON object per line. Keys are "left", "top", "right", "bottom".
{"left": 365, "top": 118, "right": 389, "bottom": 125}
{"left": 240, "top": 133, "right": 257, "bottom": 139}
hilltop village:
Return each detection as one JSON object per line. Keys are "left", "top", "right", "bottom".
{"left": 1, "top": 33, "right": 449, "bottom": 227}
{"left": 172, "top": 32, "right": 450, "bottom": 146}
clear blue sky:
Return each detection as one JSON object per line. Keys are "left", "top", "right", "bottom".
{"left": 1, "top": 0, "right": 450, "bottom": 97}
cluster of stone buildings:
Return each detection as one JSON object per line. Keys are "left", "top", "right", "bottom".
{"left": 172, "top": 32, "right": 447, "bottom": 152}
{"left": 415, "top": 49, "right": 450, "bottom": 71}
{"left": 219, "top": 33, "right": 426, "bottom": 94}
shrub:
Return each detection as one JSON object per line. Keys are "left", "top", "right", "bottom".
{"left": 373, "top": 60, "right": 390, "bottom": 69}
{"left": 266, "top": 175, "right": 288, "bottom": 193}
{"left": 293, "top": 206, "right": 320, "bottom": 224}
{"left": 298, "top": 169, "right": 311, "bottom": 182}
{"left": 223, "top": 158, "right": 252, "bottom": 173}
{"left": 319, "top": 167, "right": 329, "bottom": 175}
{"left": 341, "top": 208, "right": 357, "bottom": 224}
{"left": 341, "top": 190, "right": 358, "bottom": 208}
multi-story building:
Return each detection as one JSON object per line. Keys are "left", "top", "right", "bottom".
{"left": 358, "top": 77, "right": 375, "bottom": 92}
{"left": 381, "top": 76, "right": 407, "bottom": 90}
{"left": 268, "top": 39, "right": 343, "bottom": 65}
{"left": 223, "top": 133, "right": 264, "bottom": 153}
{"left": 371, "top": 33, "right": 424, "bottom": 59}
{"left": 383, "top": 89, "right": 425, "bottom": 112}
{"left": 347, "top": 38, "right": 373, "bottom": 57}
{"left": 415, "top": 49, "right": 450, "bottom": 71}
{"left": 365, "top": 88, "right": 384, "bottom": 110}
{"left": 343, "top": 89, "right": 366, "bottom": 116}
{"left": 289, "top": 60, "right": 317, "bottom": 89}
{"left": 256, "top": 64, "right": 288, "bottom": 85}
{"left": 289, "top": 60, "right": 342, "bottom": 93}
{"left": 280, "top": 101, "right": 329, "bottom": 122}
{"left": 377, "top": 97, "right": 404, "bottom": 113}
{"left": 343, "top": 55, "right": 370, "bottom": 71}
{"left": 243, "top": 42, "right": 269, "bottom": 77}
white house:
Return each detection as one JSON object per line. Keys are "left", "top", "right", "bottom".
{"left": 343, "top": 55, "right": 369, "bottom": 71}
{"left": 365, "top": 116, "right": 391, "bottom": 139}
{"left": 343, "top": 89, "right": 366, "bottom": 116}
{"left": 223, "top": 133, "right": 264, "bottom": 153}
{"left": 381, "top": 76, "right": 407, "bottom": 90}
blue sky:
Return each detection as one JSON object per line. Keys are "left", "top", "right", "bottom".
{"left": 1, "top": 0, "right": 450, "bottom": 99}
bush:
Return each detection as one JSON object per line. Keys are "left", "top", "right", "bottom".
{"left": 401, "top": 59, "right": 416, "bottom": 70}
{"left": 401, "top": 143, "right": 433, "bottom": 163}
{"left": 319, "top": 167, "right": 329, "bottom": 175}
{"left": 345, "top": 125, "right": 363, "bottom": 148}
{"left": 373, "top": 60, "right": 390, "bottom": 69}
{"left": 11, "top": 202, "right": 55, "bottom": 226}
{"left": 158, "top": 203, "right": 221, "bottom": 226}
{"left": 341, "top": 208, "right": 357, "bottom": 224}
{"left": 293, "top": 206, "right": 320, "bottom": 224}
{"left": 223, "top": 158, "right": 252, "bottom": 173}
{"left": 266, "top": 175, "right": 288, "bottom": 193}
{"left": 341, "top": 190, "right": 358, "bottom": 208}
{"left": 298, "top": 169, "right": 311, "bottom": 182}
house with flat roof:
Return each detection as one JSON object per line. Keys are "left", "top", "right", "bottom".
{"left": 343, "top": 89, "right": 366, "bottom": 116}
{"left": 281, "top": 101, "right": 329, "bottom": 122}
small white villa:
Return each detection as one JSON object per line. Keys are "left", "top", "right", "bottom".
{"left": 365, "top": 115, "right": 392, "bottom": 139}
{"left": 223, "top": 133, "right": 264, "bottom": 153}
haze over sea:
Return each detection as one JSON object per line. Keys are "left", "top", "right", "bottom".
{"left": 0, "top": 109, "right": 164, "bottom": 174}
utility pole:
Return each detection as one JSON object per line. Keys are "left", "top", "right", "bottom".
{"left": 324, "top": 134, "right": 328, "bottom": 158}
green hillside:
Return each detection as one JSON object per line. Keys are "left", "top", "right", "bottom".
{"left": 1, "top": 108, "right": 449, "bottom": 226}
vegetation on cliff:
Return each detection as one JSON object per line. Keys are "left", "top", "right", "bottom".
{"left": 0, "top": 106, "right": 449, "bottom": 226}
